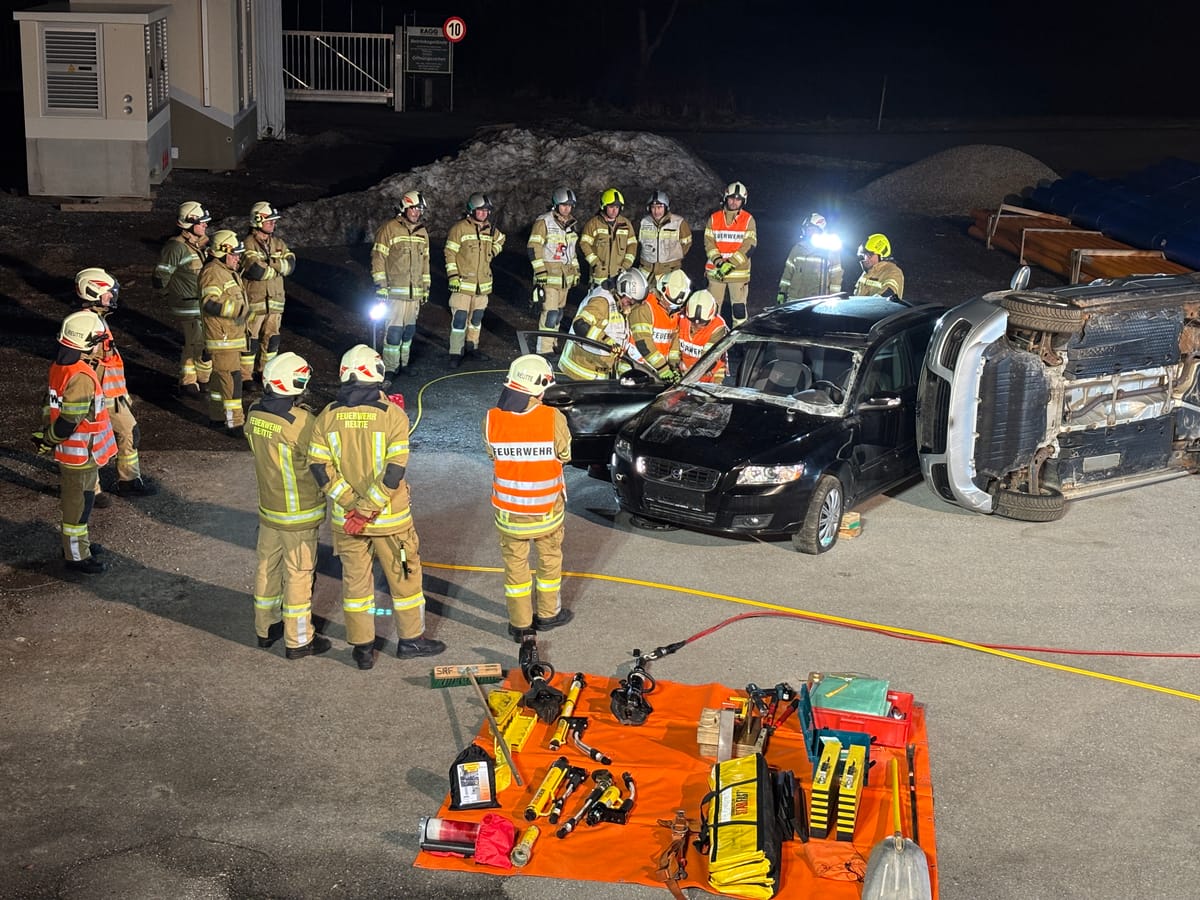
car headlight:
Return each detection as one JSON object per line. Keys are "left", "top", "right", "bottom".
{"left": 614, "top": 436, "right": 633, "bottom": 463}
{"left": 736, "top": 464, "right": 804, "bottom": 485}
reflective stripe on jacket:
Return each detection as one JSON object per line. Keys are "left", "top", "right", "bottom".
{"left": 579, "top": 214, "right": 635, "bottom": 282}
{"left": 704, "top": 209, "right": 757, "bottom": 281}
{"left": 199, "top": 260, "right": 249, "bottom": 351}
{"left": 371, "top": 217, "right": 431, "bottom": 301}
{"left": 241, "top": 232, "right": 294, "bottom": 312}
{"left": 626, "top": 295, "right": 679, "bottom": 371}
{"left": 528, "top": 211, "right": 579, "bottom": 286}
{"left": 155, "top": 233, "right": 208, "bottom": 317}
{"left": 559, "top": 289, "right": 628, "bottom": 381}
{"left": 854, "top": 260, "right": 905, "bottom": 299}
{"left": 245, "top": 404, "right": 325, "bottom": 530}
{"left": 444, "top": 218, "right": 505, "bottom": 294}
{"left": 636, "top": 213, "right": 691, "bottom": 275}
{"left": 778, "top": 242, "right": 844, "bottom": 299}
{"left": 486, "top": 404, "right": 565, "bottom": 516}
{"left": 47, "top": 361, "right": 117, "bottom": 467}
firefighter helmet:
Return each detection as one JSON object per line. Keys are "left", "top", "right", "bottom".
{"left": 251, "top": 201, "right": 281, "bottom": 229}
{"left": 806, "top": 212, "right": 827, "bottom": 232}
{"left": 177, "top": 200, "right": 211, "bottom": 230}
{"left": 262, "top": 351, "right": 312, "bottom": 396}
{"left": 467, "top": 193, "right": 493, "bottom": 213}
{"left": 209, "top": 230, "right": 245, "bottom": 259}
{"left": 58, "top": 310, "right": 108, "bottom": 351}
{"left": 685, "top": 289, "right": 718, "bottom": 324}
{"left": 75, "top": 267, "right": 119, "bottom": 309}
{"left": 339, "top": 344, "right": 385, "bottom": 384}
{"left": 615, "top": 268, "right": 649, "bottom": 302}
{"left": 860, "top": 233, "right": 893, "bottom": 259}
{"left": 506, "top": 354, "right": 555, "bottom": 397}
{"left": 724, "top": 182, "right": 748, "bottom": 204}
{"left": 400, "top": 190, "right": 426, "bottom": 213}
{"left": 657, "top": 269, "right": 691, "bottom": 310}
{"left": 600, "top": 188, "right": 625, "bottom": 210}
{"left": 550, "top": 187, "right": 577, "bottom": 209}
{"left": 646, "top": 190, "right": 670, "bottom": 212}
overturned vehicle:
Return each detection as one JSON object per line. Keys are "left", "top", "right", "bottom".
{"left": 918, "top": 272, "right": 1200, "bottom": 521}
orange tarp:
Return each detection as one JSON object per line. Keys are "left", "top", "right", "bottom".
{"left": 415, "top": 674, "right": 938, "bottom": 899}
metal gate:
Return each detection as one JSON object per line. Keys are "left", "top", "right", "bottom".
{"left": 281, "top": 30, "right": 393, "bottom": 104}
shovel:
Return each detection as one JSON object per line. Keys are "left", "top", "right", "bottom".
{"left": 862, "top": 757, "right": 932, "bottom": 900}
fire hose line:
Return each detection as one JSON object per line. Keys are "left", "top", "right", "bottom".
{"left": 406, "top": 369, "right": 508, "bottom": 435}
{"left": 423, "top": 563, "right": 1200, "bottom": 704}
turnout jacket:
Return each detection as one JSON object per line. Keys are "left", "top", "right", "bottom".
{"left": 778, "top": 241, "right": 843, "bottom": 300}
{"left": 245, "top": 399, "right": 325, "bottom": 531}
{"left": 371, "top": 216, "right": 431, "bottom": 301}
{"left": 636, "top": 212, "right": 692, "bottom": 278}
{"left": 527, "top": 211, "right": 580, "bottom": 287}
{"left": 626, "top": 295, "right": 680, "bottom": 372}
{"left": 704, "top": 209, "right": 757, "bottom": 282}
{"left": 559, "top": 287, "right": 629, "bottom": 381}
{"left": 579, "top": 213, "right": 636, "bottom": 283}
{"left": 199, "top": 259, "right": 249, "bottom": 352}
{"left": 240, "top": 231, "right": 295, "bottom": 313}
{"left": 45, "top": 360, "right": 117, "bottom": 468}
{"left": 309, "top": 390, "right": 415, "bottom": 536}
{"left": 678, "top": 315, "right": 729, "bottom": 381}
{"left": 854, "top": 260, "right": 905, "bottom": 299}
{"left": 154, "top": 232, "right": 209, "bottom": 317}
{"left": 445, "top": 217, "right": 505, "bottom": 295}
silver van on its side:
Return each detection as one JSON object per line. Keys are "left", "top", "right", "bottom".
{"left": 917, "top": 272, "right": 1200, "bottom": 521}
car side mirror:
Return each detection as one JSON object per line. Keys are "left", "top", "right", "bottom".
{"left": 1009, "top": 265, "right": 1031, "bottom": 291}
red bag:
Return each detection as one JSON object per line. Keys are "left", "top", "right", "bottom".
{"left": 473, "top": 814, "right": 515, "bottom": 869}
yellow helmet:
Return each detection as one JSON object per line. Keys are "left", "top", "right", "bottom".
{"left": 209, "top": 229, "right": 245, "bottom": 259}
{"left": 251, "top": 201, "right": 281, "bottom": 229}
{"left": 861, "top": 233, "right": 892, "bottom": 259}
{"left": 262, "top": 352, "right": 311, "bottom": 396}
{"left": 600, "top": 188, "right": 625, "bottom": 210}
{"left": 506, "top": 354, "right": 555, "bottom": 396}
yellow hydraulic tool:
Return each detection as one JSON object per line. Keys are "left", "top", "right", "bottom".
{"left": 549, "top": 673, "right": 586, "bottom": 750}
{"left": 525, "top": 756, "right": 570, "bottom": 821}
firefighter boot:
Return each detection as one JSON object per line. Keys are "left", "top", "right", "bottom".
{"left": 286, "top": 635, "right": 333, "bottom": 660}
{"left": 533, "top": 608, "right": 574, "bottom": 632}
{"left": 257, "top": 621, "right": 284, "bottom": 649}
{"left": 396, "top": 636, "right": 447, "bottom": 659}
{"left": 352, "top": 643, "right": 376, "bottom": 670}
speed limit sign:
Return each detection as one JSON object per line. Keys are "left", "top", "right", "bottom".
{"left": 442, "top": 16, "right": 466, "bottom": 43}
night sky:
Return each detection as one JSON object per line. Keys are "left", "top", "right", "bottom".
{"left": 282, "top": 1, "right": 1188, "bottom": 118}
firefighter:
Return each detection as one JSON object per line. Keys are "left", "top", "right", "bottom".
{"left": 371, "top": 190, "right": 431, "bottom": 376}
{"left": 677, "top": 289, "right": 729, "bottom": 383}
{"left": 483, "top": 354, "right": 573, "bottom": 641}
{"left": 244, "top": 352, "right": 331, "bottom": 660}
{"left": 308, "top": 345, "right": 445, "bottom": 668}
{"left": 527, "top": 187, "right": 581, "bottom": 354}
{"left": 777, "top": 212, "right": 844, "bottom": 302}
{"left": 704, "top": 181, "right": 757, "bottom": 327}
{"left": 580, "top": 188, "right": 636, "bottom": 287}
{"left": 854, "top": 233, "right": 905, "bottom": 299}
{"left": 559, "top": 268, "right": 648, "bottom": 381}
{"left": 240, "top": 201, "right": 296, "bottom": 389}
{"left": 445, "top": 192, "right": 505, "bottom": 367}
{"left": 75, "top": 267, "right": 155, "bottom": 498}
{"left": 636, "top": 190, "right": 692, "bottom": 282}
{"left": 199, "top": 229, "right": 250, "bottom": 436}
{"left": 153, "top": 200, "right": 211, "bottom": 394}
{"left": 627, "top": 268, "right": 689, "bottom": 382}
{"left": 41, "top": 311, "right": 118, "bottom": 575}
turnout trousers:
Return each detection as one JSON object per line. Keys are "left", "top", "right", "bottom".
{"left": 333, "top": 525, "right": 427, "bottom": 646}
{"left": 253, "top": 524, "right": 319, "bottom": 650}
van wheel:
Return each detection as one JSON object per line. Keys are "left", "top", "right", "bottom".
{"left": 793, "top": 475, "right": 843, "bottom": 554}
{"left": 992, "top": 485, "right": 1067, "bottom": 522}
{"left": 1000, "top": 295, "right": 1083, "bottom": 334}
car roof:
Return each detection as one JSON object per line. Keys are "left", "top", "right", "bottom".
{"left": 742, "top": 295, "right": 946, "bottom": 347}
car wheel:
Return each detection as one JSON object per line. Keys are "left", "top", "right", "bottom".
{"left": 992, "top": 485, "right": 1067, "bottom": 522}
{"left": 999, "top": 295, "right": 1083, "bottom": 334}
{"left": 792, "top": 475, "right": 843, "bottom": 554}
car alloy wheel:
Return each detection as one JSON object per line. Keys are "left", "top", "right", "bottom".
{"left": 793, "top": 474, "right": 843, "bottom": 555}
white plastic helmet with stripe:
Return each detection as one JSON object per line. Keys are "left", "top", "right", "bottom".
{"left": 685, "top": 289, "right": 718, "bottom": 324}
{"left": 506, "top": 353, "right": 555, "bottom": 397}
{"left": 177, "top": 200, "right": 211, "bottom": 230}
{"left": 58, "top": 310, "right": 108, "bottom": 351}
{"left": 657, "top": 269, "right": 691, "bottom": 311}
{"left": 75, "top": 267, "right": 119, "bottom": 308}
{"left": 251, "top": 201, "right": 282, "bottom": 229}
{"left": 262, "top": 351, "right": 311, "bottom": 396}
{"left": 209, "top": 229, "right": 245, "bottom": 259}
{"left": 339, "top": 344, "right": 385, "bottom": 384}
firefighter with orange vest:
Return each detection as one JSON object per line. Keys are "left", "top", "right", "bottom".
{"left": 74, "top": 268, "right": 155, "bottom": 501}
{"left": 627, "top": 269, "right": 690, "bottom": 382}
{"left": 199, "top": 230, "right": 250, "bottom": 436}
{"left": 704, "top": 181, "right": 757, "bottom": 328}
{"left": 559, "top": 269, "right": 649, "bottom": 381}
{"left": 40, "top": 311, "right": 119, "bottom": 575}
{"left": 153, "top": 200, "right": 212, "bottom": 394}
{"left": 483, "top": 354, "right": 573, "bottom": 642}
{"left": 308, "top": 345, "right": 446, "bottom": 668}
{"left": 677, "top": 289, "right": 729, "bottom": 383}
{"left": 580, "top": 188, "right": 636, "bottom": 287}
{"left": 240, "top": 201, "right": 296, "bottom": 389}
{"left": 244, "top": 352, "right": 331, "bottom": 660}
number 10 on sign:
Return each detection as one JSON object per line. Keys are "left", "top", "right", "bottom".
{"left": 443, "top": 17, "right": 466, "bottom": 43}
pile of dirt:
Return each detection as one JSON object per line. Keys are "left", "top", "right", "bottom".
{"left": 851, "top": 144, "right": 1058, "bottom": 217}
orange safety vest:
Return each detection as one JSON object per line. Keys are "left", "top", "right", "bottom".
{"left": 48, "top": 360, "right": 118, "bottom": 467}
{"left": 707, "top": 209, "right": 752, "bottom": 264}
{"left": 97, "top": 338, "right": 127, "bottom": 399}
{"left": 678, "top": 316, "right": 727, "bottom": 381}
{"left": 628, "top": 295, "right": 679, "bottom": 366}
{"left": 486, "top": 404, "right": 564, "bottom": 516}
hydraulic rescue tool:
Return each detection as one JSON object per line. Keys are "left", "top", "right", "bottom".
{"left": 561, "top": 716, "right": 613, "bottom": 764}
{"left": 557, "top": 769, "right": 613, "bottom": 838}
{"left": 585, "top": 771, "right": 636, "bottom": 826}
{"left": 549, "top": 673, "right": 586, "bottom": 749}
{"left": 509, "top": 825, "right": 540, "bottom": 868}
{"left": 519, "top": 636, "right": 565, "bottom": 724}
{"left": 610, "top": 648, "right": 657, "bottom": 725}
{"left": 547, "top": 765, "right": 589, "bottom": 824}
{"left": 525, "top": 756, "right": 570, "bottom": 821}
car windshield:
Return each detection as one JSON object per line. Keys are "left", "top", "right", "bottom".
{"left": 681, "top": 332, "right": 859, "bottom": 415}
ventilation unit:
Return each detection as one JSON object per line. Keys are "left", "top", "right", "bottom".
{"left": 14, "top": 3, "right": 171, "bottom": 198}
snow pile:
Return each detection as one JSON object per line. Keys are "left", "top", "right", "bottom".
{"left": 279, "top": 129, "right": 725, "bottom": 248}
{"left": 852, "top": 144, "right": 1058, "bottom": 216}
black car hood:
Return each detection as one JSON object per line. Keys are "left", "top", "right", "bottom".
{"left": 626, "top": 390, "right": 838, "bottom": 466}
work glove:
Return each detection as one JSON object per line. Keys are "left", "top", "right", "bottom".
{"left": 659, "top": 368, "right": 681, "bottom": 385}
{"left": 448, "top": 276, "right": 461, "bottom": 293}
{"left": 531, "top": 284, "right": 546, "bottom": 309}
{"left": 342, "top": 509, "right": 378, "bottom": 536}
{"left": 716, "top": 260, "right": 736, "bottom": 279}
{"left": 375, "top": 285, "right": 389, "bottom": 299}
{"left": 776, "top": 291, "right": 787, "bottom": 304}
{"left": 31, "top": 430, "right": 54, "bottom": 455}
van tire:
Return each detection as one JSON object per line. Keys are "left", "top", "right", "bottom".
{"left": 1000, "top": 295, "right": 1083, "bottom": 334}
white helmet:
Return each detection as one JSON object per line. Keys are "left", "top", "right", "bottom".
{"left": 177, "top": 200, "right": 211, "bottom": 230}
{"left": 262, "top": 351, "right": 311, "bottom": 396}
{"left": 724, "top": 182, "right": 748, "bottom": 204}
{"left": 685, "top": 289, "right": 718, "bottom": 324}
{"left": 657, "top": 269, "right": 691, "bottom": 310}
{"left": 550, "top": 187, "right": 577, "bottom": 209}
{"left": 58, "top": 310, "right": 108, "bottom": 351}
{"left": 646, "top": 190, "right": 670, "bottom": 212}
{"left": 251, "top": 201, "right": 281, "bottom": 229}
{"left": 615, "top": 268, "right": 649, "bottom": 302}
{"left": 209, "top": 229, "right": 245, "bottom": 259}
{"left": 506, "top": 354, "right": 555, "bottom": 397}
{"left": 339, "top": 344, "right": 385, "bottom": 384}
{"left": 75, "top": 267, "right": 119, "bottom": 308}
{"left": 400, "top": 190, "right": 426, "bottom": 213}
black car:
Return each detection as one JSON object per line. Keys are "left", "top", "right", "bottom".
{"left": 537, "top": 296, "right": 945, "bottom": 553}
